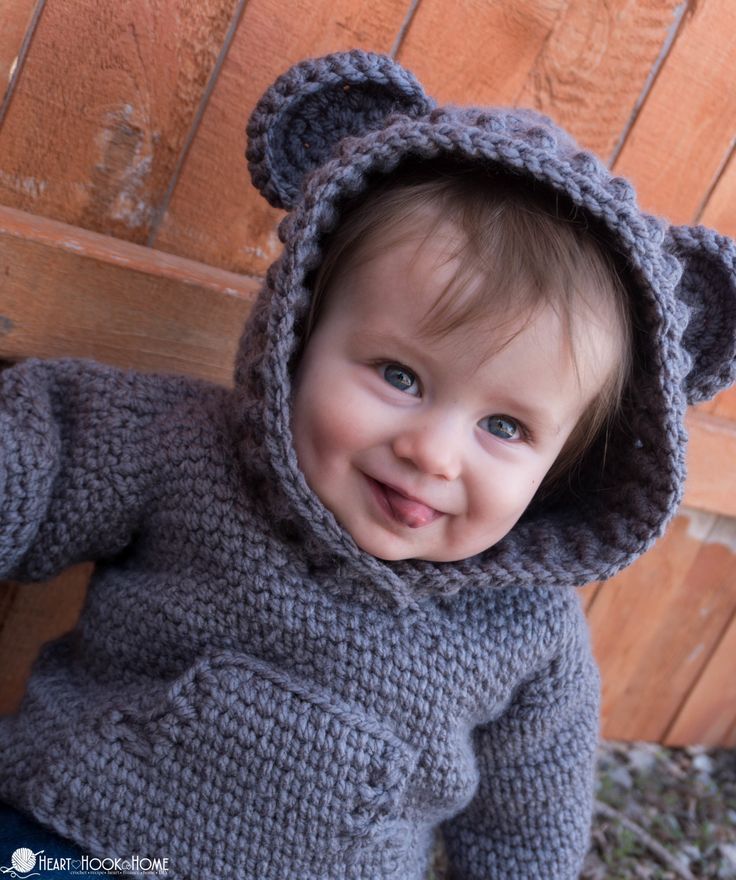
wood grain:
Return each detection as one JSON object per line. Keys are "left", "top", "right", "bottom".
{"left": 396, "top": 0, "right": 565, "bottom": 106}
{"left": 397, "top": 0, "right": 686, "bottom": 165}
{"left": 0, "top": 204, "right": 258, "bottom": 384}
{"left": 685, "top": 410, "right": 736, "bottom": 517}
{"left": 152, "top": 0, "right": 410, "bottom": 275}
{"left": 589, "top": 510, "right": 736, "bottom": 741}
{"left": 665, "top": 557, "right": 736, "bottom": 748}
{"left": 0, "top": 0, "right": 41, "bottom": 108}
{"left": 0, "top": 0, "right": 240, "bottom": 242}
{"left": 517, "top": 0, "right": 683, "bottom": 162}
{"left": 614, "top": 0, "right": 736, "bottom": 223}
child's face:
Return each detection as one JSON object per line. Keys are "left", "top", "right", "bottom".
{"left": 291, "top": 221, "right": 618, "bottom": 562}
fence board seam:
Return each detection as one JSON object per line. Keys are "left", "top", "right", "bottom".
{"left": 147, "top": 0, "right": 250, "bottom": 248}
{"left": 662, "top": 591, "right": 736, "bottom": 743}
{"left": 0, "top": 0, "right": 47, "bottom": 131}
{"left": 582, "top": 581, "right": 603, "bottom": 613}
{"left": 390, "top": 0, "right": 424, "bottom": 59}
{"left": 0, "top": 203, "right": 261, "bottom": 292}
{"left": 608, "top": 0, "right": 692, "bottom": 167}
{"left": 694, "top": 140, "right": 735, "bottom": 225}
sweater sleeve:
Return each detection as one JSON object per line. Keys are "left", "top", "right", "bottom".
{"left": 440, "top": 606, "right": 600, "bottom": 880}
{"left": 0, "top": 357, "right": 197, "bottom": 582}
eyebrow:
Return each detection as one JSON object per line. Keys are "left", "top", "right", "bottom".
{"left": 493, "top": 400, "right": 563, "bottom": 436}
{"left": 353, "top": 328, "right": 438, "bottom": 365}
{"left": 352, "top": 328, "right": 564, "bottom": 436}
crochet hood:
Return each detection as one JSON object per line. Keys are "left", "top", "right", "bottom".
{"left": 232, "top": 50, "right": 736, "bottom": 607}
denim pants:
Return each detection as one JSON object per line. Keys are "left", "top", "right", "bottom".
{"left": 0, "top": 802, "right": 95, "bottom": 877}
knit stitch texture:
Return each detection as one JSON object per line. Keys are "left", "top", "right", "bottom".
{"left": 1, "top": 50, "right": 734, "bottom": 879}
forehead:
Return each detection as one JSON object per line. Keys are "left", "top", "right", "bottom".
{"left": 318, "top": 224, "right": 620, "bottom": 405}
{"left": 323, "top": 228, "right": 523, "bottom": 362}
{"left": 326, "top": 218, "right": 474, "bottom": 328}
{"left": 323, "top": 219, "right": 525, "bottom": 361}
{"left": 322, "top": 203, "right": 546, "bottom": 352}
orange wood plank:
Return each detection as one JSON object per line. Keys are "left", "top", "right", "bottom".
{"left": 579, "top": 581, "right": 601, "bottom": 613}
{"left": 398, "top": 0, "right": 686, "bottom": 163}
{"left": 0, "top": 565, "right": 92, "bottom": 715}
{"left": 589, "top": 509, "right": 736, "bottom": 742}
{"left": 153, "top": 0, "right": 410, "bottom": 276}
{"left": 0, "top": 204, "right": 258, "bottom": 384}
{"left": 699, "top": 145, "right": 736, "bottom": 239}
{"left": 710, "top": 387, "right": 736, "bottom": 421}
{"left": 0, "top": 0, "right": 40, "bottom": 105}
{"left": 683, "top": 410, "right": 736, "bottom": 517}
{"left": 517, "top": 0, "right": 683, "bottom": 162}
{"left": 0, "top": 0, "right": 240, "bottom": 242}
{"left": 614, "top": 0, "right": 736, "bottom": 222}
{"left": 666, "top": 554, "right": 736, "bottom": 748}
{"left": 696, "top": 388, "right": 736, "bottom": 426}
{"left": 397, "top": 0, "right": 565, "bottom": 106}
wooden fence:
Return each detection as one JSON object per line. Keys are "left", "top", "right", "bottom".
{"left": 0, "top": 0, "right": 734, "bottom": 744}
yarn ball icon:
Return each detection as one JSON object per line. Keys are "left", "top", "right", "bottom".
{"left": 11, "top": 848, "right": 38, "bottom": 872}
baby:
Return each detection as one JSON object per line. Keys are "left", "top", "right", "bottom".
{"left": 292, "top": 166, "right": 631, "bottom": 563}
{"left": 0, "top": 50, "right": 734, "bottom": 880}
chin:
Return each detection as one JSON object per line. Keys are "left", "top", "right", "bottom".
{"left": 355, "top": 539, "right": 411, "bottom": 562}
{"left": 354, "top": 534, "right": 453, "bottom": 563}
{"left": 347, "top": 527, "right": 413, "bottom": 562}
{"left": 371, "top": 547, "right": 465, "bottom": 563}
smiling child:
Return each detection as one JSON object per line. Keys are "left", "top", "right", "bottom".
{"left": 292, "top": 169, "right": 629, "bottom": 562}
{"left": 0, "top": 51, "right": 734, "bottom": 880}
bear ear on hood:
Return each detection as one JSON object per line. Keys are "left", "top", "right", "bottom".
{"left": 665, "top": 224, "right": 736, "bottom": 405}
{"left": 245, "top": 50, "right": 434, "bottom": 211}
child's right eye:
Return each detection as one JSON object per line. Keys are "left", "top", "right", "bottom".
{"left": 382, "top": 363, "right": 420, "bottom": 396}
{"left": 478, "top": 414, "right": 527, "bottom": 442}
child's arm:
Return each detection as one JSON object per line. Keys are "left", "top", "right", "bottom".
{"left": 0, "top": 357, "right": 199, "bottom": 581}
{"left": 440, "top": 606, "right": 599, "bottom": 880}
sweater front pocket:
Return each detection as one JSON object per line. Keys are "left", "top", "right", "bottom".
{"left": 40, "top": 650, "right": 418, "bottom": 872}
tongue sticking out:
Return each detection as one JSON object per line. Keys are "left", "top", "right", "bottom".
{"left": 383, "top": 484, "right": 440, "bottom": 528}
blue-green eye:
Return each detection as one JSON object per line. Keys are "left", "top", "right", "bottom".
{"left": 382, "top": 364, "right": 420, "bottom": 396}
{"left": 481, "top": 415, "right": 522, "bottom": 441}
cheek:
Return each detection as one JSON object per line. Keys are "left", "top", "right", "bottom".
{"left": 293, "top": 374, "right": 376, "bottom": 466}
{"left": 465, "top": 458, "right": 544, "bottom": 523}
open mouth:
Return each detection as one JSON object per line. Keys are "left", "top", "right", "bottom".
{"left": 366, "top": 476, "right": 443, "bottom": 529}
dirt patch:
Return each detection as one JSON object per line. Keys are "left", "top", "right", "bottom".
{"left": 427, "top": 740, "right": 736, "bottom": 879}
{"left": 583, "top": 741, "right": 736, "bottom": 879}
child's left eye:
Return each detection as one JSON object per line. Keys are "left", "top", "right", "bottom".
{"left": 479, "top": 414, "right": 523, "bottom": 441}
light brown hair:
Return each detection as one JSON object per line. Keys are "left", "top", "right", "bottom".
{"left": 302, "top": 162, "right": 633, "bottom": 493}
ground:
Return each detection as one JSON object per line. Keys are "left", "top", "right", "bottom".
{"left": 427, "top": 740, "right": 736, "bottom": 879}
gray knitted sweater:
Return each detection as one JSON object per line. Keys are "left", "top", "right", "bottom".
{"left": 1, "top": 52, "right": 735, "bottom": 880}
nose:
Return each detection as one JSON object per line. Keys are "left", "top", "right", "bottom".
{"left": 391, "top": 417, "right": 463, "bottom": 481}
